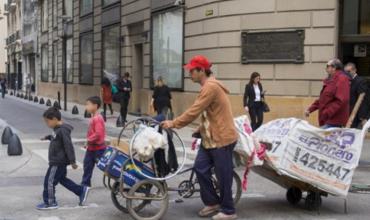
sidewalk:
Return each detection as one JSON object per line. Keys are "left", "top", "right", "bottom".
{"left": 5, "top": 94, "right": 199, "bottom": 159}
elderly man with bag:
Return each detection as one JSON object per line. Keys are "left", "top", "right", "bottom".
{"left": 162, "top": 55, "right": 238, "bottom": 220}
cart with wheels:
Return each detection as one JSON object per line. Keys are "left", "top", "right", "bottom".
{"left": 99, "top": 118, "right": 242, "bottom": 220}
{"left": 235, "top": 117, "right": 370, "bottom": 212}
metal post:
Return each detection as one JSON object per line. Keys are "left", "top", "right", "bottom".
{"left": 63, "top": 21, "right": 67, "bottom": 111}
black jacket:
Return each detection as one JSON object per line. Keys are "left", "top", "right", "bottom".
{"left": 350, "top": 75, "right": 369, "bottom": 119}
{"left": 243, "top": 83, "right": 264, "bottom": 108}
{"left": 47, "top": 123, "right": 76, "bottom": 166}
{"left": 117, "top": 79, "right": 132, "bottom": 99}
{"left": 153, "top": 85, "right": 172, "bottom": 112}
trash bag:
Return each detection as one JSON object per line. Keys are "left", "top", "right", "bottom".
{"left": 133, "top": 125, "right": 167, "bottom": 161}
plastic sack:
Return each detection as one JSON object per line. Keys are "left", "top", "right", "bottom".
{"left": 132, "top": 125, "right": 168, "bottom": 161}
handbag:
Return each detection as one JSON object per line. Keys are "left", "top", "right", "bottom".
{"left": 262, "top": 101, "right": 270, "bottom": 113}
{"left": 166, "top": 109, "right": 174, "bottom": 120}
{"left": 111, "top": 85, "right": 118, "bottom": 94}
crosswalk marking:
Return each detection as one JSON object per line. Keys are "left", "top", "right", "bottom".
{"left": 38, "top": 217, "right": 61, "bottom": 220}
{"left": 32, "top": 149, "right": 83, "bottom": 170}
{"left": 58, "top": 203, "right": 99, "bottom": 210}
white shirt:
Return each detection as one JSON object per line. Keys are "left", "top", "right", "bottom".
{"left": 253, "top": 84, "right": 261, "bottom": 101}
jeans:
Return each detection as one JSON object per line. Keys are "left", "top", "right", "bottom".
{"left": 194, "top": 142, "right": 236, "bottom": 215}
{"left": 249, "top": 101, "right": 264, "bottom": 131}
{"left": 1, "top": 87, "right": 5, "bottom": 98}
{"left": 43, "top": 165, "right": 83, "bottom": 205}
{"left": 82, "top": 149, "right": 105, "bottom": 187}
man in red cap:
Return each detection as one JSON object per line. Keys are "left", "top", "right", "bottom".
{"left": 162, "top": 55, "right": 238, "bottom": 220}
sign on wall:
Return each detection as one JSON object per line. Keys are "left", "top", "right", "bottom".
{"left": 241, "top": 30, "right": 305, "bottom": 64}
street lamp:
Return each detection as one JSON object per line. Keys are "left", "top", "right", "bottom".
{"left": 60, "top": 15, "right": 72, "bottom": 111}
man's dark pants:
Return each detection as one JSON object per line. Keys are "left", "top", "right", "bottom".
{"left": 82, "top": 149, "right": 105, "bottom": 187}
{"left": 120, "top": 97, "right": 130, "bottom": 122}
{"left": 43, "top": 165, "right": 83, "bottom": 205}
{"left": 194, "top": 142, "right": 236, "bottom": 215}
{"left": 1, "top": 87, "right": 5, "bottom": 98}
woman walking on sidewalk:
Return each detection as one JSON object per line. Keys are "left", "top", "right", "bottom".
{"left": 0, "top": 75, "right": 6, "bottom": 99}
{"left": 101, "top": 77, "right": 113, "bottom": 120}
{"left": 151, "top": 76, "right": 172, "bottom": 118}
{"left": 243, "top": 72, "right": 265, "bottom": 131}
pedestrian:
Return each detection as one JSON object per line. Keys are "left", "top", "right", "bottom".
{"left": 344, "top": 62, "right": 369, "bottom": 128}
{"left": 305, "top": 58, "right": 350, "bottom": 128}
{"left": 117, "top": 72, "right": 132, "bottom": 126}
{"left": 26, "top": 74, "right": 32, "bottom": 97}
{"left": 151, "top": 76, "right": 172, "bottom": 118}
{"left": 81, "top": 96, "right": 106, "bottom": 187}
{"left": 243, "top": 72, "right": 265, "bottom": 131}
{"left": 161, "top": 55, "right": 238, "bottom": 220}
{"left": 101, "top": 77, "right": 114, "bottom": 120}
{"left": 37, "top": 107, "right": 89, "bottom": 210}
{"left": 0, "top": 75, "right": 6, "bottom": 99}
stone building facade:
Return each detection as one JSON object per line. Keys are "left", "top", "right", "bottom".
{"left": 4, "top": 0, "right": 22, "bottom": 91}
{"left": 35, "top": 0, "right": 370, "bottom": 125}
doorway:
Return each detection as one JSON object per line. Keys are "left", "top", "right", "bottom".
{"left": 131, "top": 44, "right": 144, "bottom": 113}
{"left": 29, "top": 55, "right": 36, "bottom": 92}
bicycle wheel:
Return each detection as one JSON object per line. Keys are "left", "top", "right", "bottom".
{"left": 111, "top": 182, "right": 148, "bottom": 213}
{"left": 127, "top": 180, "right": 169, "bottom": 220}
{"left": 212, "top": 171, "right": 242, "bottom": 205}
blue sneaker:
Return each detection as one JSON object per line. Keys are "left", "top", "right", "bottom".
{"left": 36, "top": 202, "right": 58, "bottom": 210}
{"left": 79, "top": 186, "right": 90, "bottom": 206}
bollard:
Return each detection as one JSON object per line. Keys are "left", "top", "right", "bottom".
{"left": 1, "top": 126, "right": 13, "bottom": 145}
{"left": 39, "top": 98, "right": 45, "bottom": 104}
{"left": 53, "top": 101, "right": 61, "bottom": 110}
{"left": 46, "top": 99, "right": 51, "bottom": 106}
{"left": 20, "top": 93, "right": 24, "bottom": 98}
{"left": 7, "top": 134, "right": 23, "bottom": 156}
{"left": 10, "top": 91, "right": 13, "bottom": 96}
{"left": 24, "top": 95, "right": 28, "bottom": 100}
{"left": 72, "top": 106, "right": 79, "bottom": 115}
{"left": 34, "top": 96, "right": 39, "bottom": 103}
{"left": 84, "top": 110, "right": 91, "bottom": 118}
{"left": 16, "top": 93, "right": 19, "bottom": 97}
{"left": 29, "top": 95, "right": 33, "bottom": 101}
{"left": 101, "top": 111, "right": 107, "bottom": 122}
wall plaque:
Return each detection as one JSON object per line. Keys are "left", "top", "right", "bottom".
{"left": 241, "top": 30, "right": 305, "bottom": 64}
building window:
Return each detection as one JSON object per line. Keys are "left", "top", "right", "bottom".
{"left": 80, "top": 0, "right": 93, "bottom": 16}
{"left": 102, "top": 25, "right": 120, "bottom": 79}
{"left": 41, "top": 44, "right": 49, "bottom": 82}
{"left": 53, "top": 0, "right": 58, "bottom": 28}
{"left": 66, "top": 38, "right": 73, "bottom": 83}
{"left": 341, "top": 0, "right": 370, "bottom": 35}
{"left": 80, "top": 33, "right": 93, "bottom": 84}
{"left": 52, "top": 42, "right": 58, "bottom": 82}
{"left": 41, "top": 0, "right": 48, "bottom": 32}
{"left": 63, "top": 0, "right": 73, "bottom": 17}
{"left": 152, "top": 9, "right": 184, "bottom": 89}
{"left": 103, "top": 0, "right": 119, "bottom": 7}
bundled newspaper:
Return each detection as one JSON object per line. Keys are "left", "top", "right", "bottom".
{"left": 253, "top": 118, "right": 370, "bottom": 197}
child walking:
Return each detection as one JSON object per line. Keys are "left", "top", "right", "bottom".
{"left": 81, "top": 96, "right": 106, "bottom": 187}
{"left": 37, "top": 107, "right": 89, "bottom": 210}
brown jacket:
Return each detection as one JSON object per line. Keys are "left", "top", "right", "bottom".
{"left": 173, "top": 77, "right": 238, "bottom": 148}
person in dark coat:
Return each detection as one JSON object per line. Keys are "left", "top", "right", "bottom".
{"left": 151, "top": 76, "right": 172, "bottom": 117}
{"left": 345, "top": 62, "right": 369, "bottom": 128}
{"left": 243, "top": 72, "right": 265, "bottom": 131}
{"left": 305, "top": 59, "right": 350, "bottom": 128}
{"left": 0, "top": 75, "right": 6, "bottom": 99}
{"left": 116, "top": 72, "right": 132, "bottom": 125}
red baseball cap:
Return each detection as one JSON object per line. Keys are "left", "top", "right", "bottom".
{"left": 184, "top": 55, "right": 212, "bottom": 71}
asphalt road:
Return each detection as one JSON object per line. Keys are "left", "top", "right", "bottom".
{"left": 1, "top": 95, "right": 370, "bottom": 220}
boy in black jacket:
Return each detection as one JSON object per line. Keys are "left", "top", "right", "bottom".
{"left": 37, "top": 107, "right": 89, "bottom": 210}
